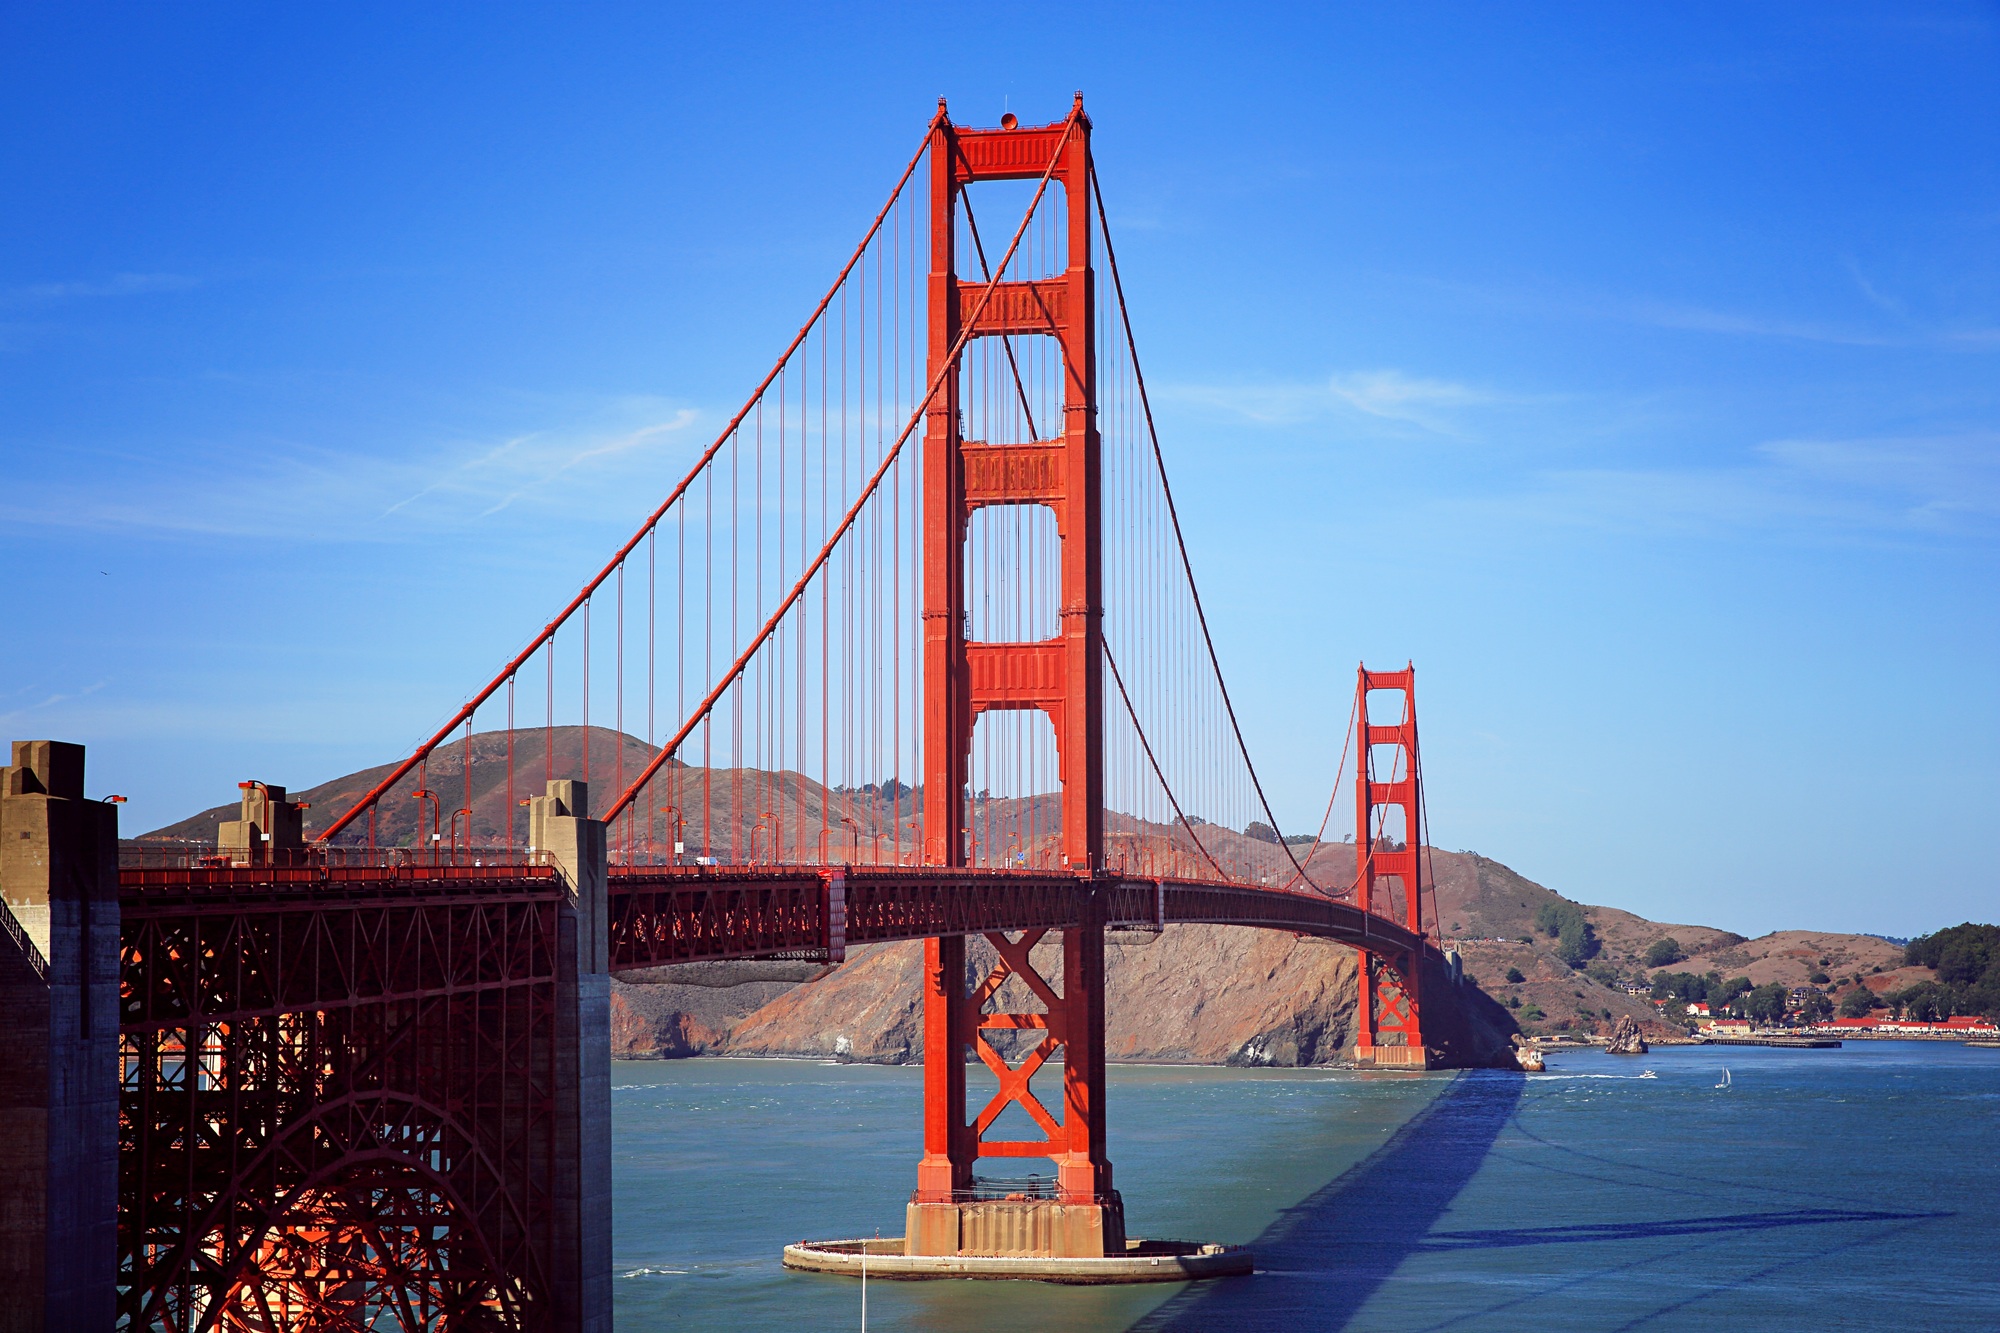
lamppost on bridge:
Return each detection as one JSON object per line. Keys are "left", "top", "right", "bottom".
{"left": 411, "top": 788, "right": 441, "bottom": 865}
{"left": 448, "top": 807, "right": 473, "bottom": 864}
{"left": 657, "top": 805, "right": 685, "bottom": 866}
{"left": 752, "top": 811, "right": 779, "bottom": 865}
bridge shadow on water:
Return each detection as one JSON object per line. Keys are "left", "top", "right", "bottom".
{"left": 1129, "top": 1071, "right": 1954, "bottom": 1332}
{"left": 1131, "top": 1070, "right": 1525, "bottom": 1333}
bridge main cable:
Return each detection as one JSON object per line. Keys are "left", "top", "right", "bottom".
{"left": 316, "top": 110, "right": 948, "bottom": 844}
{"left": 600, "top": 105, "right": 1084, "bottom": 827}
{"left": 1089, "top": 158, "right": 1316, "bottom": 891}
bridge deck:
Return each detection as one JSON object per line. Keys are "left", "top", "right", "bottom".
{"left": 609, "top": 863, "right": 1425, "bottom": 970}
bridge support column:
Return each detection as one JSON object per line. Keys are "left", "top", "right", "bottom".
{"left": 1353, "top": 666, "right": 1433, "bottom": 1069}
{"left": 908, "top": 96, "right": 1127, "bottom": 1263}
{"left": 0, "top": 741, "right": 119, "bottom": 1333}
{"left": 905, "top": 918, "right": 1124, "bottom": 1259}
{"left": 532, "top": 780, "right": 612, "bottom": 1333}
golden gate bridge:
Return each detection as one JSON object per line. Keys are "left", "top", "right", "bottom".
{"left": 1, "top": 96, "right": 1461, "bottom": 1330}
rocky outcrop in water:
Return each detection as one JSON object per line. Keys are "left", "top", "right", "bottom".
{"left": 1605, "top": 1014, "right": 1649, "bottom": 1055}
{"left": 1511, "top": 1034, "right": 1546, "bottom": 1071}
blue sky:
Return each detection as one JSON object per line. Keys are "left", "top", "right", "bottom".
{"left": 2, "top": 4, "right": 1994, "bottom": 937}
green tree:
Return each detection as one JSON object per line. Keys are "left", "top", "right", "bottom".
{"left": 1938, "top": 938, "right": 1996, "bottom": 987}
{"left": 1710, "top": 976, "right": 1753, "bottom": 1010}
{"left": 1890, "top": 982, "right": 1949, "bottom": 1022}
{"left": 1645, "top": 938, "right": 1684, "bottom": 968}
{"left": 1906, "top": 923, "right": 1999, "bottom": 974}
{"left": 1744, "top": 983, "right": 1789, "bottom": 1024}
{"left": 1967, "top": 973, "right": 2000, "bottom": 1021}
{"left": 1797, "top": 991, "right": 1833, "bottom": 1023}
{"left": 1838, "top": 987, "right": 1882, "bottom": 1018}
{"left": 1555, "top": 916, "right": 1600, "bottom": 967}
{"left": 1505, "top": 967, "right": 1525, "bottom": 984}
{"left": 1519, "top": 1003, "right": 1545, "bottom": 1022}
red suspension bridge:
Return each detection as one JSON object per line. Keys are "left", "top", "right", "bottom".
{"left": 0, "top": 97, "right": 1463, "bottom": 1331}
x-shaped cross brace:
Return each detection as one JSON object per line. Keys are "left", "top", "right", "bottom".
{"left": 965, "top": 929, "right": 1068, "bottom": 1151}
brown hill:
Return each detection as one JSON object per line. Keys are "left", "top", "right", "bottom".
{"left": 1673, "top": 929, "right": 1904, "bottom": 988}
{"left": 139, "top": 725, "right": 1274, "bottom": 875}
{"left": 143, "top": 730, "right": 1898, "bottom": 1057}
{"left": 143, "top": 726, "right": 665, "bottom": 849}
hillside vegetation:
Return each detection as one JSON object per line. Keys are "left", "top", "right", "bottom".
{"left": 141, "top": 726, "right": 1964, "bottom": 1052}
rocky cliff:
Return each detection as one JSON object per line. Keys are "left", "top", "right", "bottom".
{"left": 616, "top": 923, "right": 1520, "bottom": 1068}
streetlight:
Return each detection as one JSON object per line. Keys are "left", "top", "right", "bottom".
{"left": 657, "top": 806, "right": 685, "bottom": 866}
{"left": 448, "top": 808, "right": 474, "bottom": 864}
{"left": 412, "top": 788, "right": 441, "bottom": 865}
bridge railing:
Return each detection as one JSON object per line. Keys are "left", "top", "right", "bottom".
{"left": 119, "top": 840, "right": 537, "bottom": 872}
{"left": 0, "top": 893, "right": 48, "bottom": 980}
{"left": 601, "top": 863, "right": 1430, "bottom": 972}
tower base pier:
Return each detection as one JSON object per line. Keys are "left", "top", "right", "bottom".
{"left": 1354, "top": 1043, "right": 1435, "bottom": 1069}
{"left": 906, "top": 1195, "right": 1125, "bottom": 1259}
{"left": 786, "top": 1235, "right": 1250, "bottom": 1284}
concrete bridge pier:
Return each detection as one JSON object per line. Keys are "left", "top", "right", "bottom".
{"left": 531, "top": 779, "right": 614, "bottom": 1333}
{"left": 0, "top": 741, "right": 119, "bottom": 1333}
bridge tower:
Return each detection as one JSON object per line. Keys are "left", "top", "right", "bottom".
{"left": 1354, "top": 665, "right": 1432, "bottom": 1068}
{"left": 911, "top": 97, "right": 1122, "bottom": 1258}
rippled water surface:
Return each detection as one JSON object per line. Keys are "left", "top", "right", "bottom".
{"left": 612, "top": 1044, "right": 2000, "bottom": 1330}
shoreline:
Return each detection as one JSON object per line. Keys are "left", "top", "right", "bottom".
{"left": 610, "top": 1035, "right": 1993, "bottom": 1072}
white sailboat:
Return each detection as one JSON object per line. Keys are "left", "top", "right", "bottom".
{"left": 1714, "top": 1067, "right": 1731, "bottom": 1089}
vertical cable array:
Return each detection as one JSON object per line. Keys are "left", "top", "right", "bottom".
{"left": 317, "top": 122, "right": 942, "bottom": 865}
{"left": 1090, "top": 159, "right": 1309, "bottom": 889}
{"left": 313, "top": 107, "right": 1367, "bottom": 909}
{"left": 958, "top": 181, "right": 1069, "bottom": 868}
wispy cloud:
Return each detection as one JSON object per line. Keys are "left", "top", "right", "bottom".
{"left": 6, "top": 272, "right": 201, "bottom": 305}
{"left": 383, "top": 410, "right": 701, "bottom": 521}
{"left": 1442, "top": 432, "right": 2000, "bottom": 546}
{"left": 1407, "top": 270, "right": 1999, "bottom": 351}
{"left": 1624, "top": 300, "right": 1895, "bottom": 347}
{"left": 0, "top": 680, "right": 108, "bottom": 728}
{"left": 0, "top": 398, "right": 710, "bottom": 542}
{"left": 1327, "top": 371, "right": 1497, "bottom": 432}
{"left": 1165, "top": 368, "right": 1547, "bottom": 439}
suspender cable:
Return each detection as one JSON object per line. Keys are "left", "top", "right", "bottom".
{"left": 315, "top": 113, "right": 945, "bottom": 843}
{"left": 603, "top": 110, "right": 1083, "bottom": 826}
{"left": 1089, "top": 156, "right": 1313, "bottom": 888}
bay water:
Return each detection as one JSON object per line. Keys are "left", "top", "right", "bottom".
{"left": 612, "top": 1044, "right": 1999, "bottom": 1330}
